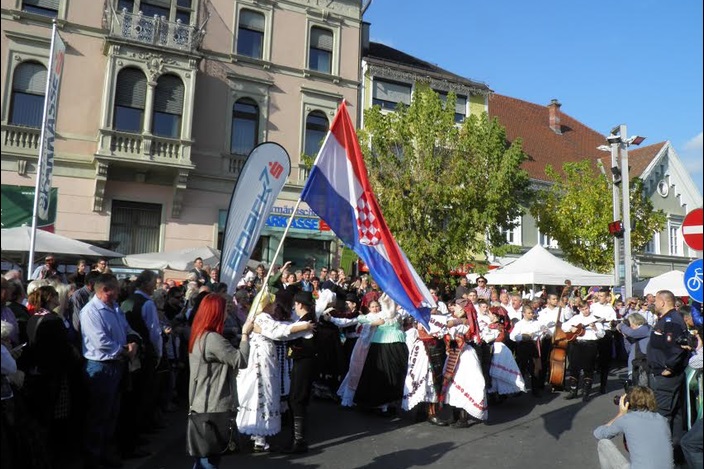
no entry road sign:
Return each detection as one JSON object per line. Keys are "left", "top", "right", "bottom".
{"left": 682, "top": 208, "right": 703, "bottom": 251}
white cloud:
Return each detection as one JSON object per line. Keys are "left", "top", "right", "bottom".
{"left": 678, "top": 132, "right": 703, "bottom": 193}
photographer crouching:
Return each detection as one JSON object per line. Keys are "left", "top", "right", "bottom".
{"left": 593, "top": 385, "right": 673, "bottom": 469}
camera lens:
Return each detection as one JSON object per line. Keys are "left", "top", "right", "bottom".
{"left": 613, "top": 395, "right": 621, "bottom": 405}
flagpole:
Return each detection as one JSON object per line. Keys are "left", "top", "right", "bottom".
{"left": 247, "top": 197, "right": 304, "bottom": 320}
{"left": 27, "top": 20, "right": 58, "bottom": 281}
{"left": 246, "top": 120, "right": 336, "bottom": 319}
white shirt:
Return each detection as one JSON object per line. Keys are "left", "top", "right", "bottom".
{"left": 561, "top": 314, "right": 605, "bottom": 342}
{"left": 537, "top": 306, "right": 562, "bottom": 335}
{"left": 590, "top": 302, "right": 617, "bottom": 322}
{"left": 509, "top": 319, "right": 543, "bottom": 342}
{"left": 504, "top": 304, "right": 522, "bottom": 322}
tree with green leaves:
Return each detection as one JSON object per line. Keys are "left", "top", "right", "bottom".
{"left": 357, "top": 83, "right": 532, "bottom": 280}
{"left": 530, "top": 160, "right": 666, "bottom": 273}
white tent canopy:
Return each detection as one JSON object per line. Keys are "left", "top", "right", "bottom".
{"left": 643, "top": 270, "right": 687, "bottom": 297}
{"left": 1, "top": 226, "right": 123, "bottom": 258}
{"left": 484, "top": 244, "right": 614, "bottom": 286}
{"left": 122, "top": 246, "right": 220, "bottom": 271}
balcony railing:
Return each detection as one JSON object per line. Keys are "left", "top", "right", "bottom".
{"left": 2, "top": 124, "right": 41, "bottom": 156}
{"left": 98, "top": 129, "right": 192, "bottom": 167}
{"left": 109, "top": 8, "right": 203, "bottom": 52}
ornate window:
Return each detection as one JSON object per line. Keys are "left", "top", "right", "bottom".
{"left": 304, "top": 111, "right": 329, "bottom": 158}
{"left": 231, "top": 98, "right": 259, "bottom": 156}
{"left": 308, "top": 27, "right": 333, "bottom": 74}
{"left": 118, "top": 0, "right": 193, "bottom": 24}
{"left": 152, "top": 74, "right": 184, "bottom": 138}
{"left": 9, "top": 62, "right": 47, "bottom": 127}
{"left": 237, "top": 9, "right": 265, "bottom": 59}
{"left": 113, "top": 67, "right": 147, "bottom": 133}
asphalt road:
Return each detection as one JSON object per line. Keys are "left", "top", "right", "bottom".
{"left": 124, "top": 366, "right": 636, "bottom": 469}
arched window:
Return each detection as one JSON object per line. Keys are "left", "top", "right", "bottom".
{"left": 9, "top": 62, "right": 47, "bottom": 127}
{"left": 231, "top": 98, "right": 259, "bottom": 155}
{"left": 113, "top": 67, "right": 147, "bottom": 133}
{"left": 237, "top": 9, "right": 265, "bottom": 59}
{"left": 309, "top": 27, "right": 333, "bottom": 74}
{"left": 304, "top": 110, "right": 328, "bottom": 157}
{"left": 152, "top": 74, "right": 184, "bottom": 138}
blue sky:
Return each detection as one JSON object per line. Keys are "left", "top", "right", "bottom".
{"left": 364, "top": 0, "right": 703, "bottom": 194}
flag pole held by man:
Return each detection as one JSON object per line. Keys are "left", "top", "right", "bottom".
{"left": 300, "top": 101, "right": 435, "bottom": 328}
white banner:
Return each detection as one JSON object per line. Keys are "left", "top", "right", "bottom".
{"left": 37, "top": 25, "right": 66, "bottom": 220}
{"left": 220, "top": 143, "right": 291, "bottom": 293}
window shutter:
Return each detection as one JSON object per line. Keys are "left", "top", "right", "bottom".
{"left": 240, "top": 9, "right": 265, "bottom": 31}
{"left": 24, "top": 0, "right": 60, "bottom": 10}
{"left": 373, "top": 80, "right": 411, "bottom": 105}
{"left": 154, "top": 75, "right": 184, "bottom": 114}
{"left": 310, "top": 27, "right": 333, "bottom": 51}
{"left": 115, "top": 68, "right": 147, "bottom": 108}
{"left": 13, "top": 62, "right": 48, "bottom": 94}
{"left": 455, "top": 95, "right": 467, "bottom": 115}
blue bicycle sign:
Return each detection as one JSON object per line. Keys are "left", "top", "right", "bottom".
{"left": 685, "top": 259, "right": 703, "bottom": 303}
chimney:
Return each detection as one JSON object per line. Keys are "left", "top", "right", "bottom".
{"left": 361, "top": 21, "right": 370, "bottom": 55}
{"left": 548, "top": 99, "right": 562, "bottom": 134}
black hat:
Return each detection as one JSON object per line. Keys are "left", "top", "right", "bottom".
{"left": 345, "top": 292, "right": 359, "bottom": 304}
{"left": 476, "top": 275, "right": 487, "bottom": 283}
{"left": 294, "top": 290, "right": 315, "bottom": 308}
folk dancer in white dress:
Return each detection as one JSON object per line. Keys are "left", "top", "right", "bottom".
{"left": 402, "top": 307, "right": 450, "bottom": 425}
{"left": 481, "top": 307, "right": 526, "bottom": 398}
{"left": 440, "top": 300, "right": 487, "bottom": 427}
{"left": 236, "top": 292, "right": 315, "bottom": 452}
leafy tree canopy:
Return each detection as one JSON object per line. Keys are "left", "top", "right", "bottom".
{"left": 530, "top": 160, "right": 666, "bottom": 273}
{"left": 357, "top": 83, "right": 532, "bottom": 280}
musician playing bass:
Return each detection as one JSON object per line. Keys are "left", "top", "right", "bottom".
{"left": 561, "top": 303, "right": 606, "bottom": 401}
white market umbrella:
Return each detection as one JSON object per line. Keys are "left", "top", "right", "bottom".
{"left": 1, "top": 226, "right": 123, "bottom": 258}
{"left": 122, "top": 246, "right": 220, "bottom": 271}
{"left": 643, "top": 270, "right": 688, "bottom": 297}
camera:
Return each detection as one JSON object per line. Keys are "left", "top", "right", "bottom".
{"left": 613, "top": 395, "right": 629, "bottom": 406}
{"left": 675, "top": 331, "right": 697, "bottom": 348}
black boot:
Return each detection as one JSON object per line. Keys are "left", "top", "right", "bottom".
{"left": 564, "top": 376, "right": 579, "bottom": 400}
{"left": 600, "top": 369, "right": 608, "bottom": 394}
{"left": 582, "top": 378, "right": 593, "bottom": 402}
{"left": 282, "top": 416, "right": 308, "bottom": 454}
{"left": 451, "top": 409, "right": 471, "bottom": 428}
{"left": 427, "top": 403, "right": 448, "bottom": 426}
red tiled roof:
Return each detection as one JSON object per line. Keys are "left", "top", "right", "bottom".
{"left": 628, "top": 142, "right": 666, "bottom": 177}
{"left": 486, "top": 94, "right": 668, "bottom": 182}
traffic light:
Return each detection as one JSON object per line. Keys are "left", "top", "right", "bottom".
{"left": 608, "top": 220, "right": 624, "bottom": 238}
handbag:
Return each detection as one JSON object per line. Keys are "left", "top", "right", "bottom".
{"left": 186, "top": 333, "right": 238, "bottom": 457}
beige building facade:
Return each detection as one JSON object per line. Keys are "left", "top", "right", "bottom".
{"left": 1, "top": 0, "right": 362, "bottom": 269}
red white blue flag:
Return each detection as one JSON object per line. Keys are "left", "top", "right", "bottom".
{"left": 300, "top": 102, "right": 435, "bottom": 327}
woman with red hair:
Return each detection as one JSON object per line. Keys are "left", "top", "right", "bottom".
{"left": 187, "top": 294, "right": 255, "bottom": 469}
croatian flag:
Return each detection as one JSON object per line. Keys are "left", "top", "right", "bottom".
{"left": 301, "top": 101, "right": 435, "bottom": 327}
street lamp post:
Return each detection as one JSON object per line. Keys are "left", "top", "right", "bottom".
{"left": 609, "top": 142, "right": 622, "bottom": 288}
{"left": 618, "top": 124, "right": 634, "bottom": 298}
{"left": 606, "top": 124, "right": 645, "bottom": 299}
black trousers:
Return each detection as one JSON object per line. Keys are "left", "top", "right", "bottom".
{"left": 566, "top": 340, "right": 598, "bottom": 381}
{"left": 289, "top": 357, "right": 317, "bottom": 417}
{"left": 596, "top": 331, "right": 614, "bottom": 388}
{"left": 650, "top": 373, "right": 686, "bottom": 445}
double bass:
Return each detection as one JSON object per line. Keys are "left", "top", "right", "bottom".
{"left": 548, "top": 307, "right": 568, "bottom": 390}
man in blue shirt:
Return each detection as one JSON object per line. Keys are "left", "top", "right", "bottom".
{"left": 80, "top": 274, "right": 141, "bottom": 469}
